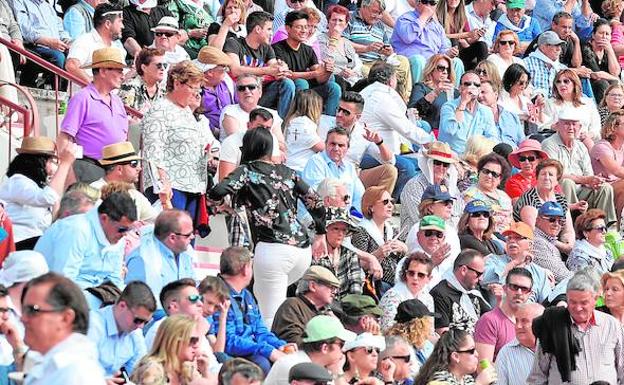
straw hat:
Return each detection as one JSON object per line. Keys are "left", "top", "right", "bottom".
{"left": 192, "top": 46, "right": 232, "bottom": 72}
{"left": 81, "top": 47, "right": 128, "bottom": 69}
{"left": 16, "top": 136, "right": 56, "bottom": 156}
{"left": 151, "top": 16, "right": 180, "bottom": 33}
{"left": 424, "top": 141, "right": 457, "bottom": 163}
{"left": 99, "top": 141, "right": 142, "bottom": 166}
{"left": 508, "top": 139, "right": 548, "bottom": 169}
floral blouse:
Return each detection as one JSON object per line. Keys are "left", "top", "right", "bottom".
{"left": 208, "top": 160, "right": 325, "bottom": 248}
{"left": 118, "top": 75, "right": 165, "bottom": 113}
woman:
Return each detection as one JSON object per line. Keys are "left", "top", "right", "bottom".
{"left": 142, "top": 61, "right": 215, "bottom": 225}
{"left": 352, "top": 187, "right": 408, "bottom": 288}
{"left": 582, "top": 18, "right": 621, "bottom": 103}
{"left": 0, "top": 137, "right": 75, "bottom": 250}
{"left": 273, "top": 7, "right": 321, "bottom": 57}
{"left": 600, "top": 269, "right": 624, "bottom": 323}
{"left": 474, "top": 60, "right": 502, "bottom": 94}
{"left": 598, "top": 83, "right": 624, "bottom": 126}
{"left": 543, "top": 69, "right": 602, "bottom": 149}
{"left": 462, "top": 153, "right": 513, "bottom": 233}
{"left": 504, "top": 139, "right": 549, "bottom": 203}
{"left": 499, "top": 64, "right": 543, "bottom": 126}
{"left": 318, "top": 5, "right": 363, "bottom": 91}
{"left": 284, "top": 89, "right": 324, "bottom": 173}
{"left": 168, "top": 0, "right": 215, "bottom": 59}
{"left": 456, "top": 136, "right": 496, "bottom": 193}
{"left": 207, "top": 0, "right": 246, "bottom": 50}
{"left": 513, "top": 159, "right": 575, "bottom": 253}
{"left": 408, "top": 54, "right": 458, "bottom": 130}
{"left": 120, "top": 48, "right": 167, "bottom": 114}
{"left": 458, "top": 200, "right": 504, "bottom": 257}
{"left": 131, "top": 315, "right": 215, "bottom": 385}
{"left": 604, "top": 0, "right": 624, "bottom": 68}
{"left": 487, "top": 30, "right": 525, "bottom": 77}
{"left": 342, "top": 333, "right": 386, "bottom": 384}
{"left": 413, "top": 329, "right": 496, "bottom": 385}
{"left": 435, "top": 0, "right": 488, "bottom": 70}
{"left": 379, "top": 253, "right": 434, "bottom": 333}
{"left": 567, "top": 209, "right": 615, "bottom": 275}
{"left": 400, "top": 142, "right": 461, "bottom": 233}
{"left": 208, "top": 128, "right": 325, "bottom": 326}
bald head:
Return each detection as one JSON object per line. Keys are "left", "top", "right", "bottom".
{"left": 515, "top": 303, "right": 544, "bottom": 349}
{"left": 154, "top": 209, "right": 193, "bottom": 241}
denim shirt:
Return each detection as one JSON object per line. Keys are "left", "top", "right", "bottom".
{"left": 482, "top": 254, "right": 552, "bottom": 303}
{"left": 438, "top": 98, "right": 499, "bottom": 154}
{"left": 9, "top": 0, "right": 69, "bottom": 43}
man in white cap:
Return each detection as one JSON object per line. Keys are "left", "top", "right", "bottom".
{"left": 524, "top": 31, "right": 568, "bottom": 96}
{"left": 541, "top": 108, "right": 617, "bottom": 227}
{"left": 150, "top": 16, "right": 189, "bottom": 66}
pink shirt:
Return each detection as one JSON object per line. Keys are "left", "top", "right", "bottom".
{"left": 611, "top": 23, "right": 624, "bottom": 69}
{"left": 474, "top": 307, "right": 516, "bottom": 361}
{"left": 590, "top": 139, "right": 624, "bottom": 180}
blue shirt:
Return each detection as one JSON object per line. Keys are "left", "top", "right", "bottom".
{"left": 63, "top": 0, "right": 94, "bottom": 40}
{"left": 9, "top": 0, "right": 69, "bottom": 44}
{"left": 35, "top": 207, "right": 124, "bottom": 289}
{"left": 532, "top": 0, "right": 593, "bottom": 41}
{"left": 125, "top": 231, "right": 196, "bottom": 305}
{"left": 390, "top": 10, "right": 450, "bottom": 60}
{"left": 302, "top": 151, "right": 365, "bottom": 212}
{"left": 493, "top": 16, "right": 541, "bottom": 43}
{"left": 438, "top": 98, "right": 499, "bottom": 154}
{"left": 482, "top": 254, "right": 552, "bottom": 303}
{"left": 497, "top": 105, "right": 525, "bottom": 149}
{"left": 87, "top": 305, "right": 147, "bottom": 376}
{"left": 345, "top": 12, "right": 389, "bottom": 62}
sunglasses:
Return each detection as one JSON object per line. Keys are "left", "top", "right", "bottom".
{"left": 507, "top": 283, "right": 531, "bottom": 294}
{"left": 359, "top": 347, "right": 380, "bottom": 355}
{"left": 174, "top": 231, "right": 194, "bottom": 238}
{"left": 342, "top": 194, "right": 351, "bottom": 203}
{"left": 406, "top": 270, "right": 429, "bottom": 279}
{"left": 516, "top": 80, "right": 528, "bottom": 86}
{"left": 381, "top": 198, "right": 395, "bottom": 205}
{"left": 435, "top": 65, "right": 449, "bottom": 73}
{"left": 541, "top": 216, "right": 565, "bottom": 225}
{"left": 506, "top": 236, "right": 528, "bottom": 243}
{"left": 331, "top": 339, "right": 345, "bottom": 349}
{"left": 189, "top": 336, "right": 201, "bottom": 346}
{"left": 480, "top": 168, "right": 501, "bottom": 178}
{"left": 188, "top": 294, "right": 203, "bottom": 303}
{"left": 587, "top": 225, "right": 607, "bottom": 233}
{"left": 499, "top": 40, "right": 515, "bottom": 46}
{"left": 465, "top": 265, "right": 484, "bottom": 278}
{"left": 556, "top": 78, "right": 572, "bottom": 85}
{"left": 337, "top": 106, "right": 352, "bottom": 116}
{"left": 120, "top": 160, "right": 140, "bottom": 168}
{"left": 117, "top": 225, "right": 131, "bottom": 234}
{"left": 469, "top": 211, "right": 490, "bottom": 218}
{"left": 462, "top": 81, "right": 481, "bottom": 87}
{"left": 433, "top": 159, "right": 450, "bottom": 168}
{"left": 0, "top": 307, "right": 10, "bottom": 314}
{"left": 421, "top": 0, "right": 438, "bottom": 4}
{"left": 456, "top": 347, "right": 476, "bottom": 355}
{"left": 436, "top": 200, "right": 453, "bottom": 206}
{"left": 391, "top": 355, "right": 411, "bottom": 363}
{"left": 423, "top": 229, "right": 444, "bottom": 238}
{"left": 155, "top": 31, "right": 176, "bottom": 37}
{"left": 475, "top": 69, "right": 487, "bottom": 76}
{"left": 22, "top": 304, "right": 65, "bottom": 317}
{"left": 153, "top": 62, "right": 169, "bottom": 70}
{"left": 237, "top": 84, "right": 258, "bottom": 92}
{"left": 518, "top": 155, "right": 536, "bottom": 163}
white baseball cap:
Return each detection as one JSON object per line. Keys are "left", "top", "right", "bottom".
{"left": 0, "top": 251, "right": 49, "bottom": 287}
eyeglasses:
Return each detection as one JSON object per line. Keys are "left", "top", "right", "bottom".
{"left": 464, "top": 265, "right": 484, "bottom": 278}
{"left": 174, "top": 231, "right": 194, "bottom": 238}
{"left": 499, "top": 40, "right": 515, "bottom": 46}
{"left": 22, "top": 304, "right": 65, "bottom": 317}
{"left": 462, "top": 81, "right": 481, "bottom": 87}
{"left": 155, "top": 31, "right": 176, "bottom": 37}
{"left": 556, "top": 78, "right": 572, "bottom": 85}
{"left": 518, "top": 155, "right": 536, "bottom": 163}
{"left": 435, "top": 65, "right": 449, "bottom": 73}
{"left": 608, "top": 93, "right": 624, "bottom": 98}
{"left": 480, "top": 168, "right": 501, "bottom": 178}
{"left": 406, "top": 270, "right": 429, "bottom": 279}
{"left": 121, "top": 160, "right": 140, "bottom": 168}
{"left": 456, "top": 347, "right": 477, "bottom": 355}
{"left": 237, "top": 84, "right": 258, "bottom": 92}
{"left": 381, "top": 198, "right": 395, "bottom": 205}
{"left": 188, "top": 294, "right": 203, "bottom": 303}
{"left": 475, "top": 69, "right": 487, "bottom": 76}
{"left": 469, "top": 211, "right": 490, "bottom": 218}
{"left": 540, "top": 215, "right": 565, "bottom": 225}
{"left": 587, "top": 225, "right": 607, "bottom": 233}
{"left": 506, "top": 283, "right": 531, "bottom": 294}
{"left": 433, "top": 159, "right": 450, "bottom": 168}
{"left": 421, "top": 0, "right": 438, "bottom": 5}
{"left": 336, "top": 106, "right": 352, "bottom": 116}
{"left": 129, "top": 308, "right": 151, "bottom": 325}
{"left": 152, "top": 62, "right": 168, "bottom": 70}
{"left": 423, "top": 229, "right": 444, "bottom": 238}
{"left": 390, "top": 355, "right": 411, "bottom": 363}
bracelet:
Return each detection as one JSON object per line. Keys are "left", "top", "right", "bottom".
{"left": 457, "top": 107, "right": 466, "bottom": 112}
{"left": 375, "top": 139, "right": 384, "bottom": 146}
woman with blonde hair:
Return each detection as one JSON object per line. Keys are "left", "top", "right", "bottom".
{"left": 474, "top": 60, "right": 502, "bottom": 94}
{"left": 487, "top": 30, "right": 525, "bottom": 77}
{"left": 132, "top": 315, "right": 216, "bottom": 385}
{"left": 599, "top": 83, "right": 624, "bottom": 125}
{"left": 600, "top": 269, "right": 624, "bottom": 323}
{"left": 409, "top": 54, "right": 458, "bottom": 129}
{"left": 207, "top": 0, "right": 247, "bottom": 49}
{"left": 456, "top": 135, "right": 496, "bottom": 192}
{"left": 284, "top": 90, "right": 324, "bottom": 173}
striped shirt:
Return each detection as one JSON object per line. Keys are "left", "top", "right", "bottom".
{"left": 345, "top": 12, "right": 389, "bottom": 62}
{"left": 496, "top": 339, "right": 535, "bottom": 385}
{"left": 531, "top": 227, "right": 573, "bottom": 284}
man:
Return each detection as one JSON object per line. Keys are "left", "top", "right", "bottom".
{"left": 466, "top": 0, "right": 497, "bottom": 49}
{"left": 271, "top": 11, "right": 340, "bottom": 116}
{"left": 531, "top": 201, "right": 573, "bottom": 284}
{"left": 57, "top": 189, "right": 97, "bottom": 219}
{"left": 150, "top": 17, "right": 190, "bottom": 66}
{"left": 528, "top": 269, "right": 624, "bottom": 384}
{"left": 532, "top": 0, "right": 595, "bottom": 40}
{"left": 271, "top": 266, "right": 338, "bottom": 345}
{"left": 21, "top": 272, "right": 106, "bottom": 384}
{"left": 496, "top": 303, "right": 545, "bottom": 385}
{"left": 125, "top": 210, "right": 197, "bottom": 299}
{"left": 493, "top": 0, "right": 541, "bottom": 53}
{"left": 92, "top": 141, "right": 156, "bottom": 223}
{"left": 360, "top": 62, "right": 434, "bottom": 199}
{"left": 63, "top": 0, "right": 106, "bottom": 39}
{"left": 66, "top": 3, "right": 127, "bottom": 84}
{"left": 195, "top": 45, "right": 236, "bottom": 135}
{"left": 273, "top": 0, "right": 323, "bottom": 32}
{"left": 345, "top": 0, "right": 412, "bottom": 101}
{"left": 378, "top": 336, "right": 413, "bottom": 385}
{"left": 288, "top": 363, "right": 332, "bottom": 385}
{"left": 524, "top": 12, "right": 582, "bottom": 68}
{"left": 523, "top": 31, "right": 568, "bottom": 96}
{"left": 339, "top": 294, "right": 383, "bottom": 335}
{"left": 0, "top": 284, "right": 27, "bottom": 376}
{"left": 391, "top": 0, "right": 462, "bottom": 85}
{"left": 474, "top": 267, "right": 533, "bottom": 362}
{"left": 482, "top": 222, "right": 552, "bottom": 303}
{"left": 121, "top": 0, "right": 172, "bottom": 58}
{"left": 439, "top": 71, "right": 499, "bottom": 155}
{"left": 478, "top": 80, "right": 525, "bottom": 148}
{"left": 213, "top": 247, "right": 290, "bottom": 374}
{"left": 219, "top": 358, "right": 265, "bottom": 385}
{"left": 58, "top": 47, "right": 129, "bottom": 183}
{"left": 35, "top": 192, "right": 137, "bottom": 289}
{"left": 319, "top": 91, "right": 397, "bottom": 194}
{"left": 303, "top": 128, "right": 365, "bottom": 213}
{"left": 430, "top": 248, "right": 490, "bottom": 334}
{"left": 87, "top": 281, "right": 156, "bottom": 377}
{"left": 541, "top": 108, "right": 617, "bottom": 227}
{"left": 264, "top": 315, "right": 355, "bottom": 385}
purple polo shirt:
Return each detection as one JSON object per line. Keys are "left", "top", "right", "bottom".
{"left": 61, "top": 83, "right": 129, "bottom": 159}
{"left": 202, "top": 80, "right": 236, "bottom": 133}
{"left": 390, "top": 10, "right": 451, "bottom": 60}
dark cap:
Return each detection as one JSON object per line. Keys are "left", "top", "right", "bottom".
{"left": 289, "top": 363, "right": 333, "bottom": 383}
{"left": 341, "top": 294, "right": 383, "bottom": 317}
{"left": 422, "top": 184, "right": 455, "bottom": 202}
{"left": 394, "top": 299, "right": 439, "bottom": 323}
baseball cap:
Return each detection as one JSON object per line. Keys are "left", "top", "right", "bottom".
{"left": 394, "top": 299, "right": 440, "bottom": 323}
{"left": 422, "top": 184, "right": 455, "bottom": 202}
{"left": 419, "top": 215, "right": 446, "bottom": 232}
{"left": 503, "top": 222, "right": 534, "bottom": 240}
{"left": 302, "top": 315, "right": 356, "bottom": 343}
{"left": 538, "top": 31, "right": 565, "bottom": 46}
{"left": 0, "top": 251, "right": 49, "bottom": 287}
{"left": 506, "top": 0, "right": 525, "bottom": 8}
{"left": 289, "top": 363, "right": 333, "bottom": 383}
{"left": 464, "top": 200, "right": 491, "bottom": 214}
{"left": 342, "top": 332, "right": 386, "bottom": 352}
{"left": 341, "top": 294, "right": 383, "bottom": 317}
{"left": 302, "top": 266, "right": 340, "bottom": 288}
{"left": 538, "top": 201, "right": 565, "bottom": 217}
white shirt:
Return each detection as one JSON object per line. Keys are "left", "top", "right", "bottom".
{"left": 360, "top": 82, "right": 435, "bottom": 155}
{"left": 0, "top": 174, "right": 59, "bottom": 242}
{"left": 385, "top": 0, "right": 412, "bottom": 23}
{"left": 264, "top": 351, "right": 311, "bottom": 385}
{"left": 163, "top": 45, "right": 190, "bottom": 66}
{"left": 25, "top": 333, "right": 106, "bottom": 385}
{"left": 543, "top": 97, "right": 602, "bottom": 140}
{"left": 285, "top": 116, "right": 322, "bottom": 172}
{"left": 487, "top": 53, "right": 526, "bottom": 79}
{"left": 218, "top": 104, "right": 283, "bottom": 141}
{"left": 466, "top": 3, "right": 496, "bottom": 48}
{"left": 219, "top": 130, "right": 281, "bottom": 172}
{"left": 67, "top": 29, "right": 127, "bottom": 77}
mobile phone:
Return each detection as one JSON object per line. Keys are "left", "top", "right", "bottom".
{"left": 118, "top": 367, "right": 130, "bottom": 384}
{"left": 74, "top": 144, "right": 83, "bottom": 159}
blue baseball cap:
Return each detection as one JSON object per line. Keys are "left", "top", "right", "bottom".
{"left": 422, "top": 184, "right": 455, "bottom": 201}
{"left": 538, "top": 201, "right": 565, "bottom": 217}
{"left": 464, "top": 200, "right": 490, "bottom": 214}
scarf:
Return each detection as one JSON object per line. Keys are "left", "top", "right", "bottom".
{"left": 443, "top": 269, "right": 486, "bottom": 320}
{"left": 496, "top": 13, "right": 533, "bottom": 34}
{"left": 415, "top": 150, "right": 460, "bottom": 198}
{"left": 359, "top": 217, "right": 392, "bottom": 247}
{"left": 574, "top": 239, "right": 607, "bottom": 261}
{"left": 527, "top": 48, "right": 564, "bottom": 70}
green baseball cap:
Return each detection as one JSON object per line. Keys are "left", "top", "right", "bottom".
{"left": 506, "top": 0, "right": 525, "bottom": 9}
{"left": 302, "top": 315, "right": 356, "bottom": 343}
{"left": 341, "top": 294, "right": 384, "bottom": 317}
{"left": 419, "top": 215, "right": 446, "bottom": 232}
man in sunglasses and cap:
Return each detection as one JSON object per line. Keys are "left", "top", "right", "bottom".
{"left": 531, "top": 201, "right": 573, "bottom": 284}
{"left": 149, "top": 16, "right": 190, "bottom": 66}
